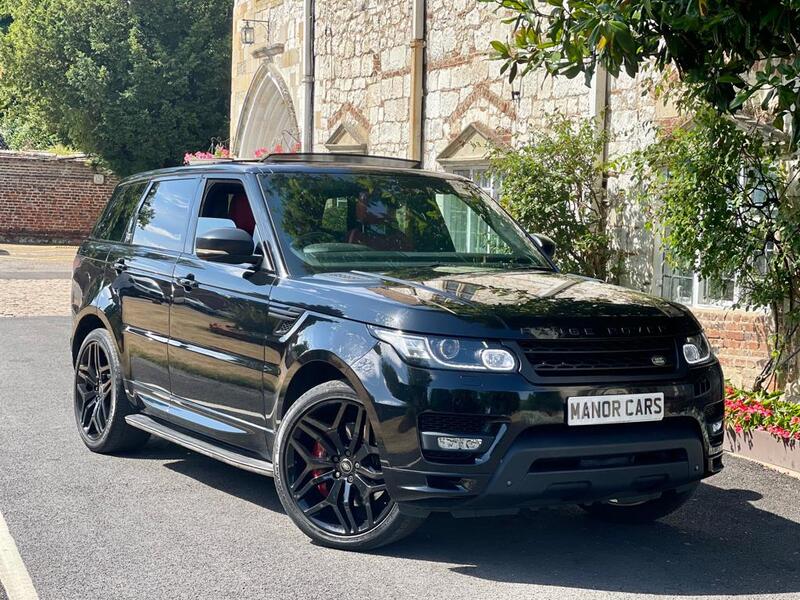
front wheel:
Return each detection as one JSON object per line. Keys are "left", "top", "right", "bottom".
{"left": 273, "top": 380, "right": 424, "bottom": 551}
{"left": 580, "top": 484, "right": 698, "bottom": 523}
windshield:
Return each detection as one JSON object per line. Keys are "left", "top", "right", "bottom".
{"left": 259, "top": 172, "right": 551, "bottom": 275}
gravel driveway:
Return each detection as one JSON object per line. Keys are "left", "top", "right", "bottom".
{"left": 0, "top": 244, "right": 75, "bottom": 318}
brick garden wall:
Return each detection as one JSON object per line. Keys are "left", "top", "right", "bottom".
{"left": 0, "top": 151, "right": 118, "bottom": 244}
{"left": 695, "top": 308, "right": 771, "bottom": 388}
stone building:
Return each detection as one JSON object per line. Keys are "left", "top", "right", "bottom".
{"left": 229, "top": 0, "right": 769, "bottom": 385}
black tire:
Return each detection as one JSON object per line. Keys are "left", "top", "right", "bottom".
{"left": 580, "top": 484, "right": 698, "bottom": 523}
{"left": 273, "top": 380, "right": 425, "bottom": 551}
{"left": 73, "top": 328, "right": 150, "bottom": 453}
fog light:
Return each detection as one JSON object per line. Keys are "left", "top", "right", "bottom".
{"left": 480, "top": 348, "right": 516, "bottom": 371}
{"left": 710, "top": 419, "right": 723, "bottom": 434}
{"left": 437, "top": 436, "right": 483, "bottom": 451}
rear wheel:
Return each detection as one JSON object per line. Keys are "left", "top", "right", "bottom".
{"left": 73, "top": 328, "right": 150, "bottom": 453}
{"left": 580, "top": 484, "right": 698, "bottom": 523}
{"left": 273, "top": 380, "right": 424, "bottom": 551}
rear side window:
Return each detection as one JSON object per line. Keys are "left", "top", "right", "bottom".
{"left": 92, "top": 182, "right": 147, "bottom": 242}
{"left": 131, "top": 178, "right": 197, "bottom": 251}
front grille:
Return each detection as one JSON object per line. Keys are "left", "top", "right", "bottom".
{"left": 518, "top": 336, "right": 677, "bottom": 378}
{"left": 418, "top": 412, "right": 492, "bottom": 435}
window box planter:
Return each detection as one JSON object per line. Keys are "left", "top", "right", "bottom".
{"left": 726, "top": 426, "right": 800, "bottom": 473}
{"left": 185, "top": 157, "right": 234, "bottom": 166}
{"left": 184, "top": 147, "right": 232, "bottom": 165}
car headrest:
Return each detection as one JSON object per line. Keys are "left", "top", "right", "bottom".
{"left": 355, "top": 196, "right": 394, "bottom": 226}
{"left": 229, "top": 193, "right": 255, "bottom": 236}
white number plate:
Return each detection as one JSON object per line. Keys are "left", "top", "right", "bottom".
{"left": 567, "top": 393, "right": 665, "bottom": 426}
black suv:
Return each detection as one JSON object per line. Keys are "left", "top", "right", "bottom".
{"left": 71, "top": 153, "right": 724, "bottom": 550}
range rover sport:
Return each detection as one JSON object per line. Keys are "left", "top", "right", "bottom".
{"left": 71, "top": 153, "right": 725, "bottom": 550}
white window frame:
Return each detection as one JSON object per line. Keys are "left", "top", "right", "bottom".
{"left": 655, "top": 256, "right": 740, "bottom": 308}
{"left": 442, "top": 162, "right": 504, "bottom": 254}
{"left": 651, "top": 167, "right": 773, "bottom": 309}
{"left": 447, "top": 163, "right": 502, "bottom": 199}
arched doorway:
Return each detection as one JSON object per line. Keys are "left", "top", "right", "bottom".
{"left": 234, "top": 63, "right": 300, "bottom": 158}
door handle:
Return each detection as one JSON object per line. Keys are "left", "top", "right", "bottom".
{"left": 177, "top": 274, "right": 198, "bottom": 291}
{"left": 113, "top": 258, "right": 127, "bottom": 274}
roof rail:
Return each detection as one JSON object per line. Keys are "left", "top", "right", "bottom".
{"left": 260, "top": 152, "right": 421, "bottom": 169}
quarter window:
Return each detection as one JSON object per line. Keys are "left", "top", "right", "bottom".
{"left": 92, "top": 182, "right": 147, "bottom": 242}
{"left": 131, "top": 179, "right": 197, "bottom": 251}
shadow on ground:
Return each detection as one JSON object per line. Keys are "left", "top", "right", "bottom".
{"left": 126, "top": 439, "right": 800, "bottom": 597}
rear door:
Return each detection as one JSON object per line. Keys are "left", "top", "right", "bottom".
{"left": 112, "top": 176, "right": 199, "bottom": 406}
{"left": 167, "top": 175, "right": 276, "bottom": 454}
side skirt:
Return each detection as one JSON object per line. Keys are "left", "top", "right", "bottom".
{"left": 125, "top": 414, "right": 274, "bottom": 477}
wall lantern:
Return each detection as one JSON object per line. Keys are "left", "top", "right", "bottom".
{"left": 511, "top": 80, "right": 522, "bottom": 105}
{"left": 240, "top": 19, "right": 270, "bottom": 46}
{"left": 241, "top": 23, "right": 255, "bottom": 45}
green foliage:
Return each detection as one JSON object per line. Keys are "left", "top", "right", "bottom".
{"left": 482, "top": 0, "right": 800, "bottom": 149}
{"left": 0, "top": 0, "right": 231, "bottom": 175}
{"left": 0, "top": 104, "right": 60, "bottom": 150}
{"left": 490, "top": 116, "right": 623, "bottom": 281}
{"left": 630, "top": 110, "right": 800, "bottom": 387}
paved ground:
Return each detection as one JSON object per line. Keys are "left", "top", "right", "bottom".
{"left": 2, "top": 247, "right": 800, "bottom": 599}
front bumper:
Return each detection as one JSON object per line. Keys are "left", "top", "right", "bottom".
{"left": 353, "top": 343, "right": 725, "bottom": 516}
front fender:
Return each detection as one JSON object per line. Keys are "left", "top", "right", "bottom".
{"left": 272, "top": 314, "right": 378, "bottom": 424}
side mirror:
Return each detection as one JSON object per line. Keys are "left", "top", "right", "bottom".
{"left": 531, "top": 233, "right": 556, "bottom": 260}
{"left": 196, "top": 227, "right": 258, "bottom": 264}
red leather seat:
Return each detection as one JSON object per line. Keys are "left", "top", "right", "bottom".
{"left": 229, "top": 193, "right": 256, "bottom": 236}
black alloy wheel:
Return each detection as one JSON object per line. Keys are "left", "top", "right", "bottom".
{"left": 274, "top": 380, "right": 424, "bottom": 550}
{"left": 75, "top": 339, "right": 113, "bottom": 440}
{"left": 285, "top": 398, "right": 392, "bottom": 535}
{"left": 73, "top": 328, "right": 150, "bottom": 453}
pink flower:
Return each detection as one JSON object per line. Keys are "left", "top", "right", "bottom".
{"left": 734, "top": 424, "right": 743, "bottom": 433}
{"left": 791, "top": 417, "right": 800, "bottom": 426}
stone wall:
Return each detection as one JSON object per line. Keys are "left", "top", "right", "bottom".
{"left": 231, "top": 0, "right": 305, "bottom": 156}
{"left": 0, "top": 151, "right": 118, "bottom": 244}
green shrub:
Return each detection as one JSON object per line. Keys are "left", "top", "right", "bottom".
{"left": 630, "top": 109, "right": 800, "bottom": 389}
{"left": 490, "top": 116, "right": 624, "bottom": 282}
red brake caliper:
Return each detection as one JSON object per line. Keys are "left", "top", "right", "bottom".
{"left": 311, "top": 442, "right": 330, "bottom": 496}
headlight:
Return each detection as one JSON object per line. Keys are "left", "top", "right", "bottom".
{"left": 683, "top": 333, "right": 712, "bottom": 365}
{"left": 369, "top": 326, "right": 517, "bottom": 372}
